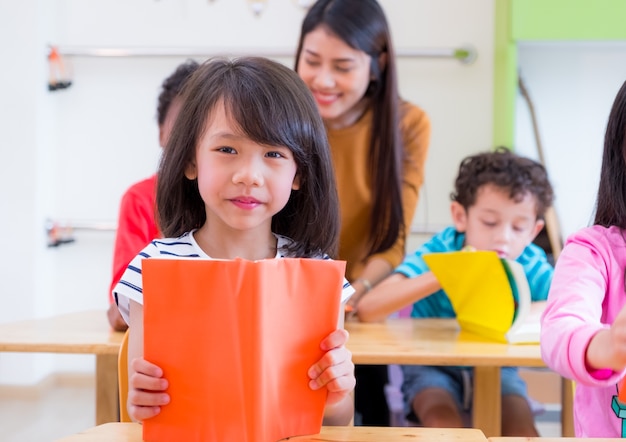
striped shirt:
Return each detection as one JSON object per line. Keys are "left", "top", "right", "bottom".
{"left": 114, "top": 230, "right": 353, "bottom": 324}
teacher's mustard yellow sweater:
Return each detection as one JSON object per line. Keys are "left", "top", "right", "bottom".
{"left": 326, "top": 101, "right": 431, "bottom": 281}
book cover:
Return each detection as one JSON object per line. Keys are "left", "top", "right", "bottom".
{"left": 142, "top": 257, "right": 346, "bottom": 442}
{"left": 422, "top": 250, "right": 543, "bottom": 344}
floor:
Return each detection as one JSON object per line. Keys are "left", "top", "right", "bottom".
{"left": 0, "top": 374, "right": 562, "bottom": 442}
{"left": 0, "top": 374, "right": 95, "bottom": 442}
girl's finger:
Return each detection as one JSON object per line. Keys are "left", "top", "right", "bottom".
{"left": 320, "top": 329, "right": 349, "bottom": 351}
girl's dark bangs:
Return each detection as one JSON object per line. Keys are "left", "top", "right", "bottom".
{"left": 225, "top": 83, "right": 295, "bottom": 149}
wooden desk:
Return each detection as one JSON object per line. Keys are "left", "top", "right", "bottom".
{"left": 56, "top": 422, "right": 488, "bottom": 441}
{"left": 0, "top": 310, "right": 124, "bottom": 424}
{"left": 1, "top": 312, "right": 566, "bottom": 437}
{"left": 345, "top": 318, "right": 545, "bottom": 438}
{"left": 489, "top": 438, "right": 622, "bottom": 442}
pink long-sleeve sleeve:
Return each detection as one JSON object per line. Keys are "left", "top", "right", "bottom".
{"left": 541, "top": 225, "right": 626, "bottom": 437}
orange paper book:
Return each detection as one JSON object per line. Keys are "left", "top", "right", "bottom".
{"left": 619, "top": 377, "right": 626, "bottom": 403}
{"left": 142, "top": 257, "right": 346, "bottom": 442}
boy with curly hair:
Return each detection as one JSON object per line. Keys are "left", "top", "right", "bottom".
{"left": 357, "top": 147, "right": 554, "bottom": 436}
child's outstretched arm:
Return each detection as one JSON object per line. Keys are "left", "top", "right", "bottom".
{"left": 127, "top": 300, "right": 170, "bottom": 423}
{"left": 309, "top": 329, "right": 356, "bottom": 426}
{"left": 357, "top": 271, "right": 440, "bottom": 322}
{"left": 541, "top": 236, "right": 626, "bottom": 384}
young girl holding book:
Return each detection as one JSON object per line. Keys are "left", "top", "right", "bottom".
{"left": 113, "top": 57, "right": 355, "bottom": 426}
{"left": 541, "top": 80, "right": 626, "bottom": 438}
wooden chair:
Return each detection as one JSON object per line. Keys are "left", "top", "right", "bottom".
{"left": 561, "top": 378, "right": 575, "bottom": 436}
{"left": 118, "top": 329, "right": 131, "bottom": 423}
{"left": 518, "top": 75, "right": 564, "bottom": 263}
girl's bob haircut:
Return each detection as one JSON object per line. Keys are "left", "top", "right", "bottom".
{"left": 157, "top": 56, "right": 340, "bottom": 257}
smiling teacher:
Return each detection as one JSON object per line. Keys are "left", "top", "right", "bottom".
{"left": 294, "top": 0, "right": 432, "bottom": 426}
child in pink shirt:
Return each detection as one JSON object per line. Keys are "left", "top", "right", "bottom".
{"left": 541, "top": 79, "right": 626, "bottom": 437}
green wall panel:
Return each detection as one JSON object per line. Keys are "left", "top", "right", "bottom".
{"left": 493, "top": 0, "right": 626, "bottom": 148}
{"left": 493, "top": 0, "right": 516, "bottom": 148}
{"left": 512, "top": 0, "right": 626, "bottom": 40}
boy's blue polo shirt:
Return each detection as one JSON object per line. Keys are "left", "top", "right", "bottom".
{"left": 395, "top": 226, "right": 554, "bottom": 319}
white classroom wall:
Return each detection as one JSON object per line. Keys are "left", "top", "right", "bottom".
{"left": 514, "top": 41, "right": 626, "bottom": 240}
{"left": 0, "top": 0, "right": 496, "bottom": 384}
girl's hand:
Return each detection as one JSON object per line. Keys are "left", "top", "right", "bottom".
{"left": 308, "top": 329, "right": 356, "bottom": 407}
{"left": 587, "top": 304, "right": 626, "bottom": 372}
{"left": 609, "top": 305, "right": 626, "bottom": 368}
{"left": 128, "top": 357, "right": 170, "bottom": 422}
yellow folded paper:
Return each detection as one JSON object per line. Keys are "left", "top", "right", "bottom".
{"left": 423, "top": 250, "right": 544, "bottom": 344}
